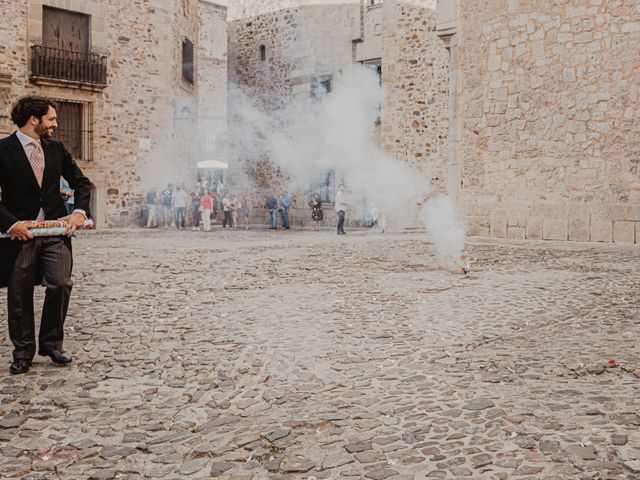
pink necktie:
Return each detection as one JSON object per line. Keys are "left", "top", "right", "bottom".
{"left": 30, "top": 141, "right": 45, "bottom": 187}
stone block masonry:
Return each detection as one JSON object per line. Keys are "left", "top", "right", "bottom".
{"left": 455, "top": 0, "right": 640, "bottom": 245}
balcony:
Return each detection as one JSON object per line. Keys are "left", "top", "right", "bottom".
{"left": 30, "top": 45, "right": 107, "bottom": 89}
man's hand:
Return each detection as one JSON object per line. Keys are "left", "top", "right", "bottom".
{"left": 9, "top": 222, "right": 34, "bottom": 241}
{"left": 59, "top": 212, "right": 85, "bottom": 237}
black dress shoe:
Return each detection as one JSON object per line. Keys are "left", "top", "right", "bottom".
{"left": 10, "top": 359, "right": 32, "bottom": 375}
{"left": 39, "top": 349, "right": 72, "bottom": 364}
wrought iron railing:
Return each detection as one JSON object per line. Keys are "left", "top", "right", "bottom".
{"left": 30, "top": 45, "right": 107, "bottom": 87}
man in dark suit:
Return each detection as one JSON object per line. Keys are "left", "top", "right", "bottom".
{"left": 0, "top": 95, "right": 91, "bottom": 374}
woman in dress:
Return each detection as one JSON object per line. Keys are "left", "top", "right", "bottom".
{"left": 309, "top": 192, "right": 323, "bottom": 231}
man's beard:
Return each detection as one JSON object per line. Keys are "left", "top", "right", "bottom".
{"left": 35, "top": 122, "right": 54, "bottom": 138}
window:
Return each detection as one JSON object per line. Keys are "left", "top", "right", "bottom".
{"left": 42, "top": 6, "right": 90, "bottom": 53}
{"left": 182, "top": 37, "right": 194, "bottom": 84}
{"left": 309, "top": 170, "right": 335, "bottom": 204}
{"left": 310, "top": 75, "right": 332, "bottom": 99}
{"left": 51, "top": 99, "right": 93, "bottom": 162}
{"left": 259, "top": 45, "right": 266, "bottom": 61}
{"left": 33, "top": 6, "right": 107, "bottom": 87}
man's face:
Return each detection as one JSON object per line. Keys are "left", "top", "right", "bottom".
{"left": 34, "top": 106, "right": 57, "bottom": 138}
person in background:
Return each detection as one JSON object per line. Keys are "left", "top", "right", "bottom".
{"left": 309, "top": 192, "right": 323, "bottom": 231}
{"left": 190, "top": 185, "right": 201, "bottom": 231}
{"left": 145, "top": 187, "right": 158, "bottom": 228}
{"left": 161, "top": 183, "right": 173, "bottom": 227}
{"left": 335, "top": 184, "right": 349, "bottom": 235}
{"left": 59, "top": 178, "right": 74, "bottom": 215}
{"left": 172, "top": 184, "right": 189, "bottom": 229}
{"left": 210, "top": 191, "right": 219, "bottom": 224}
{"left": 222, "top": 194, "right": 233, "bottom": 229}
{"left": 230, "top": 194, "right": 239, "bottom": 229}
{"left": 279, "top": 190, "right": 291, "bottom": 230}
{"left": 200, "top": 187, "right": 214, "bottom": 232}
{"left": 265, "top": 193, "right": 277, "bottom": 230}
{"left": 216, "top": 181, "right": 225, "bottom": 203}
{"left": 241, "top": 193, "right": 251, "bottom": 230}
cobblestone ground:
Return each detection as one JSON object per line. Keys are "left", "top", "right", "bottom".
{"left": 0, "top": 229, "right": 639, "bottom": 480}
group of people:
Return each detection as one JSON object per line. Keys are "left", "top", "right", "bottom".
{"left": 144, "top": 182, "right": 251, "bottom": 231}
{"left": 142, "top": 183, "right": 350, "bottom": 235}
{"left": 247, "top": 184, "right": 350, "bottom": 235}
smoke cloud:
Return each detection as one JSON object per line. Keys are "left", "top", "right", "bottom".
{"left": 226, "top": 64, "right": 466, "bottom": 268}
{"left": 422, "top": 195, "right": 467, "bottom": 270}
{"left": 227, "top": 65, "right": 427, "bottom": 223}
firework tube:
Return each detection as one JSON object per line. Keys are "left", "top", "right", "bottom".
{"left": 0, "top": 219, "right": 94, "bottom": 239}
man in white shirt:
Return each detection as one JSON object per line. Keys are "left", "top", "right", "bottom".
{"left": 334, "top": 184, "right": 349, "bottom": 235}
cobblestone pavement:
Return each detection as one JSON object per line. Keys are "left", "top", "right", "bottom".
{"left": 1, "top": 229, "right": 639, "bottom": 480}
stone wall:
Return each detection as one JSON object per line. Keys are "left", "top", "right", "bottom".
{"left": 457, "top": 0, "right": 640, "bottom": 244}
{"left": 381, "top": 1, "right": 450, "bottom": 196}
{"left": 0, "top": 0, "right": 227, "bottom": 227}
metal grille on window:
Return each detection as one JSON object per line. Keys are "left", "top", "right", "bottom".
{"left": 51, "top": 99, "right": 93, "bottom": 162}
{"left": 309, "top": 170, "right": 335, "bottom": 204}
{"left": 182, "top": 38, "right": 194, "bottom": 84}
{"left": 42, "top": 6, "right": 90, "bottom": 54}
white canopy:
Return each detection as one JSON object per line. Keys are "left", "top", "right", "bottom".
{"left": 197, "top": 159, "right": 228, "bottom": 170}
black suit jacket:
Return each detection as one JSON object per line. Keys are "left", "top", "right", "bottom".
{"left": 0, "top": 132, "right": 91, "bottom": 287}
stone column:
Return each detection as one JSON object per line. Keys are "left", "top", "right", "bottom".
{"left": 436, "top": 0, "right": 461, "bottom": 202}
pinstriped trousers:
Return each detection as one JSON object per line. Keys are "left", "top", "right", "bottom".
{"left": 7, "top": 237, "right": 73, "bottom": 361}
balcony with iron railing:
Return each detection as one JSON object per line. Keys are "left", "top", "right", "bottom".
{"left": 30, "top": 45, "right": 108, "bottom": 89}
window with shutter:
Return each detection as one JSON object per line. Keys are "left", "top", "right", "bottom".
{"left": 51, "top": 99, "right": 93, "bottom": 162}
{"left": 42, "top": 6, "right": 90, "bottom": 54}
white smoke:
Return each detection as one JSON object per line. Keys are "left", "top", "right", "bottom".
{"left": 422, "top": 195, "right": 466, "bottom": 270}
{"left": 226, "top": 64, "right": 467, "bottom": 269}
{"left": 227, "top": 65, "right": 427, "bottom": 223}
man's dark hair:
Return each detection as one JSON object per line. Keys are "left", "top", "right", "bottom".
{"left": 10, "top": 95, "right": 57, "bottom": 128}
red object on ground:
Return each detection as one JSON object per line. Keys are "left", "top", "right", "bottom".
{"left": 608, "top": 359, "right": 617, "bottom": 365}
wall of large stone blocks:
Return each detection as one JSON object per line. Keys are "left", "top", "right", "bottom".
{"left": 380, "top": 1, "right": 450, "bottom": 196}
{"left": 457, "top": 0, "right": 640, "bottom": 244}
{"left": 0, "top": 0, "right": 224, "bottom": 226}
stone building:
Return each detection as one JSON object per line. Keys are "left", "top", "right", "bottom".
{"left": 0, "top": 0, "right": 227, "bottom": 226}
{"left": 227, "top": 0, "right": 385, "bottom": 224}
{"left": 228, "top": 0, "right": 639, "bottom": 244}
